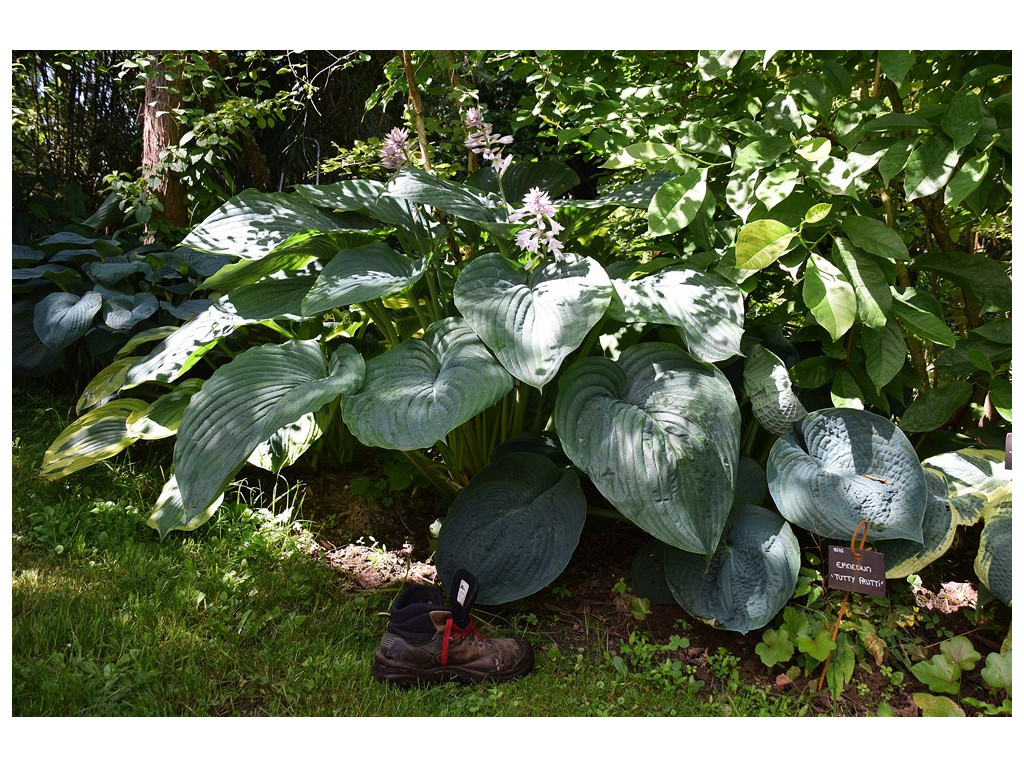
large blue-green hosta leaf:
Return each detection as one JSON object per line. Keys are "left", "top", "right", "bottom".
{"left": 454, "top": 253, "right": 612, "bottom": 388}
{"left": 554, "top": 343, "right": 740, "bottom": 555}
{"left": 175, "top": 341, "right": 364, "bottom": 520}
{"left": 12, "top": 308, "right": 65, "bottom": 377}
{"left": 301, "top": 242, "right": 425, "bottom": 315}
{"left": 767, "top": 408, "right": 927, "bottom": 543}
{"left": 181, "top": 189, "right": 348, "bottom": 260}
{"left": 341, "top": 318, "right": 513, "bottom": 450}
{"left": 742, "top": 342, "right": 807, "bottom": 435}
{"left": 34, "top": 291, "right": 103, "bottom": 350}
{"left": 606, "top": 266, "right": 744, "bottom": 363}
{"left": 435, "top": 452, "right": 587, "bottom": 605}
{"left": 102, "top": 292, "right": 160, "bottom": 331}
{"left": 876, "top": 468, "right": 957, "bottom": 579}
{"left": 84, "top": 260, "right": 153, "bottom": 287}
{"left": 562, "top": 173, "right": 677, "bottom": 210}
{"left": 386, "top": 168, "right": 511, "bottom": 234}
{"left": 294, "top": 179, "right": 425, "bottom": 234}
{"left": 469, "top": 160, "right": 580, "bottom": 203}
{"left": 662, "top": 505, "right": 801, "bottom": 634}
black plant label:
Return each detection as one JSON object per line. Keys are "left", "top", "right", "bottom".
{"left": 827, "top": 545, "right": 886, "bottom": 596}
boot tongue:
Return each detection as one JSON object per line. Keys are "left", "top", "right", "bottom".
{"left": 449, "top": 569, "right": 479, "bottom": 629}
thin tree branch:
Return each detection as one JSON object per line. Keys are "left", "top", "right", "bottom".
{"left": 400, "top": 50, "right": 432, "bottom": 172}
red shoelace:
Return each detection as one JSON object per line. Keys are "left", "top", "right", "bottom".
{"left": 440, "top": 618, "right": 490, "bottom": 668}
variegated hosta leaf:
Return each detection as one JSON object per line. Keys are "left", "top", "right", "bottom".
{"left": 125, "top": 379, "right": 205, "bottom": 440}
{"left": 115, "top": 326, "right": 178, "bottom": 358}
{"left": 342, "top": 318, "right": 513, "bottom": 450}
{"left": 766, "top": 408, "right": 927, "bottom": 543}
{"left": 301, "top": 242, "right": 425, "bottom": 315}
{"left": 201, "top": 230, "right": 372, "bottom": 293}
{"left": 33, "top": 291, "right": 103, "bottom": 350}
{"left": 606, "top": 267, "right": 744, "bottom": 363}
{"left": 662, "top": 505, "right": 801, "bottom": 634}
{"left": 921, "top": 448, "right": 1011, "bottom": 526}
{"left": 123, "top": 304, "right": 241, "bottom": 389}
{"left": 247, "top": 412, "right": 324, "bottom": 473}
{"left": 743, "top": 342, "right": 808, "bottom": 435}
{"left": 122, "top": 274, "right": 320, "bottom": 391}
{"left": 454, "top": 252, "right": 613, "bottom": 388}
{"left": 148, "top": 475, "right": 224, "bottom": 539}
{"left": 175, "top": 340, "right": 364, "bottom": 520}
{"left": 223, "top": 272, "right": 320, "bottom": 320}
{"left": 877, "top": 468, "right": 958, "bottom": 579}
{"left": 435, "top": 452, "right": 587, "bottom": 605}
{"left": 41, "top": 399, "right": 150, "bottom": 478}
{"left": 76, "top": 357, "right": 142, "bottom": 414}
{"left": 975, "top": 486, "right": 1012, "bottom": 605}
{"left": 181, "top": 189, "right": 347, "bottom": 260}
{"left": 554, "top": 342, "right": 740, "bottom": 555}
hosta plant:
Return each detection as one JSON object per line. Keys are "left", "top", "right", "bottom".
{"left": 44, "top": 105, "right": 748, "bottom": 605}
{"left": 13, "top": 225, "right": 227, "bottom": 379}
{"left": 43, "top": 51, "right": 1010, "bottom": 628}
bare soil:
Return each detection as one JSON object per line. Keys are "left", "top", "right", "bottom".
{"left": 273, "top": 462, "right": 1011, "bottom": 717}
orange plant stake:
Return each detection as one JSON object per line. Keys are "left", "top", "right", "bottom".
{"left": 817, "top": 520, "right": 871, "bottom": 691}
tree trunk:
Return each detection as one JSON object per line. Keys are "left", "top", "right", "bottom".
{"left": 142, "top": 52, "right": 188, "bottom": 233}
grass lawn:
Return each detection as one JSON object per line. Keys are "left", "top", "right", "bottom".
{"left": 10, "top": 385, "right": 808, "bottom": 719}
{"left": 7, "top": 382, "right": 1013, "bottom": 763}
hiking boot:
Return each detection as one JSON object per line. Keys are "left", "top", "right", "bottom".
{"left": 371, "top": 570, "right": 534, "bottom": 686}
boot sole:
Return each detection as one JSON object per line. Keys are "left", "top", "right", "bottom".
{"left": 371, "top": 647, "right": 534, "bottom": 687}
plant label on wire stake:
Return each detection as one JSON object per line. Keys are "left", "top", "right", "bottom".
{"left": 827, "top": 545, "right": 886, "bottom": 596}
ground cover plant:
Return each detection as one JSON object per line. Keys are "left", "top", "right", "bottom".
{"left": 13, "top": 49, "right": 1011, "bottom": 716}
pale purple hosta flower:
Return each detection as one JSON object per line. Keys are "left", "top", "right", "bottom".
{"left": 464, "top": 106, "right": 513, "bottom": 175}
{"left": 509, "top": 187, "right": 565, "bottom": 260}
{"left": 493, "top": 154, "right": 513, "bottom": 178}
{"left": 381, "top": 127, "right": 410, "bottom": 171}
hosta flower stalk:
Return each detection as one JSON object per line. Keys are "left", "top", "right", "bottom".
{"left": 465, "top": 106, "right": 513, "bottom": 176}
{"left": 381, "top": 127, "right": 411, "bottom": 171}
{"left": 509, "top": 187, "right": 565, "bottom": 261}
